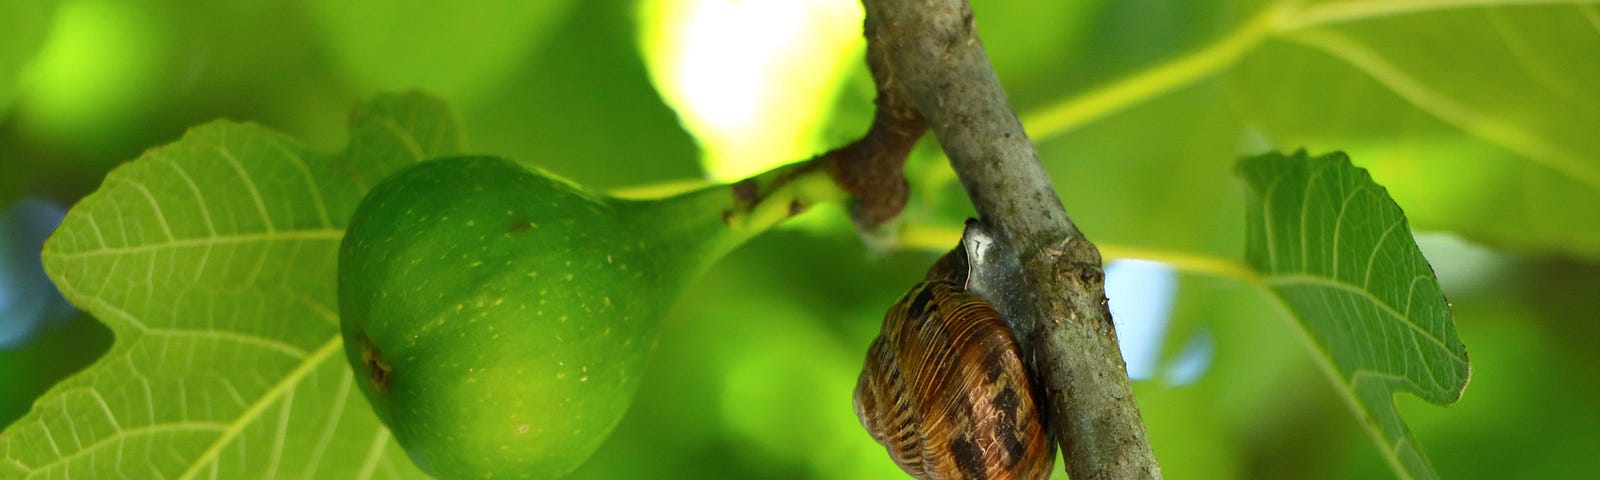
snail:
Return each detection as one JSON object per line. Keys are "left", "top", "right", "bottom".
{"left": 853, "top": 222, "right": 1055, "bottom": 480}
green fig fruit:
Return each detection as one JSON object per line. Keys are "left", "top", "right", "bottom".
{"left": 339, "top": 156, "right": 835, "bottom": 479}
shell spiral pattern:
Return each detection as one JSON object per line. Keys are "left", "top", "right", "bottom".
{"left": 853, "top": 280, "right": 1055, "bottom": 480}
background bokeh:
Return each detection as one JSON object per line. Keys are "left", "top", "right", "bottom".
{"left": 2, "top": 0, "right": 1597, "bottom": 478}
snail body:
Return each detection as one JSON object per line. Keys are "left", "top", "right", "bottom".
{"left": 854, "top": 229, "right": 1055, "bottom": 480}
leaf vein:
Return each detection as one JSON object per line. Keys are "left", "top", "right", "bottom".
{"left": 175, "top": 338, "right": 342, "bottom": 480}
{"left": 1361, "top": 218, "right": 1407, "bottom": 290}
{"left": 51, "top": 230, "right": 343, "bottom": 260}
{"left": 58, "top": 400, "right": 84, "bottom": 452}
{"left": 110, "top": 177, "right": 176, "bottom": 242}
{"left": 1261, "top": 173, "right": 1288, "bottom": 270}
{"left": 380, "top": 117, "right": 427, "bottom": 162}
{"left": 23, "top": 423, "right": 231, "bottom": 478}
{"left": 301, "top": 372, "right": 353, "bottom": 478}
{"left": 146, "top": 328, "right": 308, "bottom": 359}
{"left": 213, "top": 144, "right": 277, "bottom": 233}
{"left": 1266, "top": 273, "right": 1465, "bottom": 365}
{"left": 1286, "top": 28, "right": 1600, "bottom": 188}
{"left": 270, "top": 141, "right": 333, "bottom": 229}
{"left": 354, "top": 429, "right": 390, "bottom": 480}
{"left": 264, "top": 385, "right": 296, "bottom": 480}
{"left": 1281, "top": 0, "right": 1600, "bottom": 30}
{"left": 1331, "top": 183, "right": 1369, "bottom": 281}
{"left": 86, "top": 212, "right": 110, "bottom": 250}
{"left": 159, "top": 154, "right": 218, "bottom": 237}
{"left": 1300, "top": 160, "right": 1337, "bottom": 273}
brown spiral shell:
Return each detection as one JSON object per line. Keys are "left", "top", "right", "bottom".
{"left": 853, "top": 273, "right": 1055, "bottom": 479}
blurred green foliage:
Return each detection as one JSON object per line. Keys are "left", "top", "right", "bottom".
{"left": 0, "top": 0, "right": 58, "bottom": 115}
{"left": 1, "top": 0, "right": 1597, "bottom": 479}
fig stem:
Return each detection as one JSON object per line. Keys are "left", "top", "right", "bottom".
{"left": 622, "top": 159, "right": 849, "bottom": 276}
{"left": 721, "top": 161, "right": 847, "bottom": 235}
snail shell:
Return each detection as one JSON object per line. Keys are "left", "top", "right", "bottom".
{"left": 854, "top": 250, "right": 1055, "bottom": 479}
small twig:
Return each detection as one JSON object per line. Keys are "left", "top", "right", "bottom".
{"left": 722, "top": 83, "right": 924, "bottom": 234}
{"left": 820, "top": 62, "right": 927, "bottom": 231}
{"left": 859, "top": 0, "right": 1163, "bottom": 478}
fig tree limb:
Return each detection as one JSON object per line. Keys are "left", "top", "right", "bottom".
{"left": 858, "top": 0, "right": 1163, "bottom": 478}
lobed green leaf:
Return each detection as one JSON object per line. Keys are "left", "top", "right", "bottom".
{"left": 1, "top": 93, "right": 462, "bottom": 479}
{"left": 1238, "top": 150, "right": 1471, "bottom": 480}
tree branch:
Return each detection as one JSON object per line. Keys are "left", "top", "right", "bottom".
{"left": 858, "top": 1, "right": 1163, "bottom": 478}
